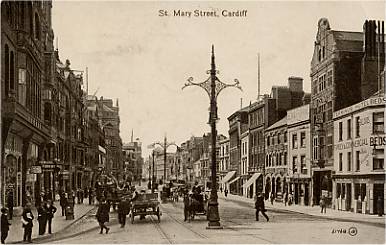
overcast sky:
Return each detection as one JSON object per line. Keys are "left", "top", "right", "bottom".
{"left": 52, "top": 1, "right": 385, "bottom": 157}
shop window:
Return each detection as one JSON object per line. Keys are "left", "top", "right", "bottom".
{"left": 354, "top": 184, "right": 360, "bottom": 200}
{"left": 336, "top": 183, "right": 341, "bottom": 198}
{"left": 373, "top": 112, "right": 384, "bottom": 134}
{"left": 360, "top": 184, "right": 366, "bottom": 201}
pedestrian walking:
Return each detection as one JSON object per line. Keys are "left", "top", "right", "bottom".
{"left": 224, "top": 189, "right": 228, "bottom": 197}
{"left": 88, "top": 188, "right": 93, "bottom": 205}
{"left": 1, "top": 208, "right": 11, "bottom": 244}
{"left": 284, "top": 192, "right": 288, "bottom": 206}
{"left": 255, "top": 192, "right": 269, "bottom": 222}
{"left": 117, "top": 198, "right": 128, "bottom": 228}
{"left": 96, "top": 198, "right": 110, "bottom": 234}
{"left": 6, "top": 192, "right": 13, "bottom": 220}
{"left": 45, "top": 200, "right": 57, "bottom": 234}
{"left": 60, "top": 192, "right": 67, "bottom": 216}
{"left": 377, "top": 196, "right": 383, "bottom": 217}
{"left": 183, "top": 193, "right": 190, "bottom": 222}
{"left": 22, "top": 204, "right": 34, "bottom": 243}
{"left": 320, "top": 195, "right": 327, "bottom": 214}
{"left": 37, "top": 201, "right": 48, "bottom": 235}
{"left": 270, "top": 193, "right": 275, "bottom": 205}
{"left": 288, "top": 193, "right": 293, "bottom": 206}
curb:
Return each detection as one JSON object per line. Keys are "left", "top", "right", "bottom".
{"left": 9, "top": 205, "right": 98, "bottom": 244}
{"left": 219, "top": 195, "right": 385, "bottom": 228}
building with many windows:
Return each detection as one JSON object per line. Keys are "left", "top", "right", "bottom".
{"left": 264, "top": 116, "right": 288, "bottom": 202}
{"left": 218, "top": 137, "right": 230, "bottom": 191}
{"left": 287, "top": 104, "right": 312, "bottom": 206}
{"left": 332, "top": 95, "right": 385, "bottom": 215}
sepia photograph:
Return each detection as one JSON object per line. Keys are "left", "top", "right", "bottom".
{"left": 1, "top": 0, "right": 385, "bottom": 244}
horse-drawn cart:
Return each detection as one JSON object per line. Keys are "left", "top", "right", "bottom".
{"left": 130, "top": 193, "right": 161, "bottom": 223}
{"left": 187, "top": 192, "right": 208, "bottom": 220}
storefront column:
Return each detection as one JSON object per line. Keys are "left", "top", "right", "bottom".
{"left": 369, "top": 183, "right": 374, "bottom": 214}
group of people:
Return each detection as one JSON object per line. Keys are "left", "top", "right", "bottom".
{"left": 95, "top": 186, "right": 139, "bottom": 234}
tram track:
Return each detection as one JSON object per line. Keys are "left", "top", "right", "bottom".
{"left": 222, "top": 219, "right": 277, "bottom": 244}
{"left": 164, "top": 202, "right": 209, "bottom": 239}
{"left": 149, "top": 215, "right": 174, "bottom": 244}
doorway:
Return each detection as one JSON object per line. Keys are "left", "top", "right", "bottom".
{"left": 373, "top": 184, "right": 384, "bottom": 215}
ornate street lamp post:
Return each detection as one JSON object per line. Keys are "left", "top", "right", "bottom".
{"left": 182, "top": 45, "right": 242, "bottom": 229}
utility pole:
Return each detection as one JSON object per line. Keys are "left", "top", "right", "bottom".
{"left": 182, "top": 45, "right": 242, "bottom": 229}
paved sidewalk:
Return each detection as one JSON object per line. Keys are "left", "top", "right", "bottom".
{"left": 218, "top": 192, "right": 385, "bottom": 226}
{"left": 5, "top": 199, "right": 96, "bottom": 244}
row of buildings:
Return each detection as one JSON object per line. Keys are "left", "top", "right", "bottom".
{"left": 145, "top": 18, "right": 385, "bottom": 215}
{"left": 219, "top": 18, "right": 385, "bottom": 215}
{"left": 1, "top": 1, "right": 125, "bottom": 213}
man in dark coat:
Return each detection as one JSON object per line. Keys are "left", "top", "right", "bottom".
{"left": 37, "top": 201, "right": 48, "bottom": 235}
{"left": 1, "top": 208, "right": 11, "bottom": 244}
{"left": 255, "top": 192, "right": 269, "bottom": 222}
{"left": 22, "top": 204, "right": 34, "bottom": 243}
{"left": 45, "top": 200, "right": 57, "bottom": 234}
{"left": 183, "top": 193, "right": 190, "bottom": 222}
{"left": 6, "top": 192, "right": 13, "bottom": 220}
{"left": 117, "top": 198, "right": 128, "bottom": 228}
{"left": 96, "top": 198, "right": 110, "bottom": 234}
{"left": 60, "top": 192, "right": 67, "bottom": 216}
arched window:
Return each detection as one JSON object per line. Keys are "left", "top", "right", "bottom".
{"left": 4, "top": 44, "right": 9, "bottom": 96}
{"left": 34, "top": 12, "right": 40, "bottom": 40}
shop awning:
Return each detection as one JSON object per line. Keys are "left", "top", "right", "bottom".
{"left": 228, "top": 176, "right": 240, "bottom": 185}
{"left": 220, "top": 171, "right": 236, "bottom": 184}
{"left": 242, "top": 173, "right": 261, "bottom": 189}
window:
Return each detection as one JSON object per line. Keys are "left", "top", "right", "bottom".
{"left": 339, "top": 153, "right": 343, "bottom": 171}
{"left": 300, "top": 132, "right": 306, "bottom": 147}
{"left": 284, "top": 152, "right": 287, "bottom": 165}
{"left": 277, "top": 133, "right": 281, "bottom": 144}
{"left": 292, "top": 134, "right": 298, "bottom": 149}
{"left": 292, "top": 156, "right": 298, "bottom": 173}
{"left": 313, "top": 137, "right": 318, "bottom": 160}
{"left": 301, "top": 155, "right": 307, "bottom": 174}
{"left": 327, "top": 70, "right": 333, "bottom": 86}
{"left": 373, "top": 112, "right": 384, "bottom": 134}
{"left": 284, "top": 132, "right": 287, "bottom": 143}
{"left": 10, "top": 51, "right": 15, "bottom": 91}
{"left": 347, "top": 119, "right": 352, "bottom": 139}
{"left": 339, "top": 122, "right": 343, "bottom": 141}
{"left": 34, "top": 13, "right": 40, "bottom": 40}
{"left": 18, "top": 69, "right": 27, "bottom": 106}
{"left": 373, "top": 149, "right": 384, "bottom": 170}
{"left": 347, "top": 152, "right": 352, "bottom": 171}
{"left": 355, "top": 117, "right": 360, "bottom": 138}
{"left": 4, "top": 44, "right": 9, "bottom": 96}
{"left": 266, "top": 136, "right": 270, "bottom": 146}
{"left": 356, "top": 151, "right": 360, "bottom": 171}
